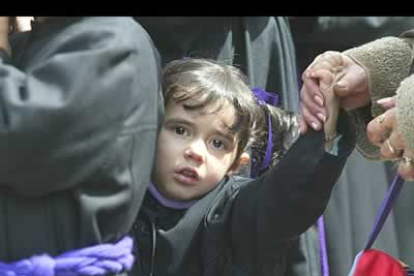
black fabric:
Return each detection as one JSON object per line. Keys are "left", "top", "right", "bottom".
{"left": 290, "top": 16, "right": 414, "bottom": 276}
{"left": 0, "top": 17, "right": 162, "bottom": 266}
{"left": 134, "top": 17, "right": 299, "bottom": 113}
{"left": 291, "top": 16, "right": 414, "bottom": 73}
{"left": 0, "top": 48, "right": 11, "bottom": 64}
{"left": 130, "top": 112, "right": 356, "bottom": 276}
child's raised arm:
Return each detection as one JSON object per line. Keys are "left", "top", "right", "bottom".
{"left": 229, "top": 95, "right": 355, "bottom": 272}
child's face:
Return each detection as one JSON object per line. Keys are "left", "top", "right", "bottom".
{"left": 153, "top": 99, "right": 243, "bottom": 201}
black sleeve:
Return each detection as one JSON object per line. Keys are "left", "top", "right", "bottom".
{"left": 0, "top": 18, "right": 161, "bottom": 196}
{"left": 230, "top": 111, "right": 356, "bottom": 271}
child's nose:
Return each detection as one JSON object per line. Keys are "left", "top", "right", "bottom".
{"left": 184, "top": 140, "right": 206, "bottom": 164}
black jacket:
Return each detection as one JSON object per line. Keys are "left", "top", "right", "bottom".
{"left": 131, "top": 113, "right": 356, "bottom": 276}
{"left": 0, "top": 17, "right": 161, "bottom": 264}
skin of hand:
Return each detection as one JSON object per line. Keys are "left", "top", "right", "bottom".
{"left": 298, "top": 66, "right": 339, "bottom": 152}
{"left": 299, "top": 51, "right": 370, "bottom": 134}
{"left": 398, "top": 148, "right": 414, "bottom": 181}
{"left": 0, "top": 17, "right": 11, "bottom": 55}
{"left": 321, "top": 71, "right": 340, "bottom": 152}
{"left": 369, "top": 96, "right": 414, "bottom": 181}
{"left": 368, "top": 106, "right": 405, "bottom": 159}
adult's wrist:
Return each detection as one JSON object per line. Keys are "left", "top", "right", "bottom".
{"left": 344, "top": 37, "right": 413, "bottom": 117}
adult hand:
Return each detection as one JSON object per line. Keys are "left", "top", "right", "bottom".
{"left": 367, "top": 96, "right": 414, "bottom": 181}
{"left": 299, "top": 51, "right": 371, "bottom": 134}
{"left": 299, "top": 67, "right": 333, "bottom": 134}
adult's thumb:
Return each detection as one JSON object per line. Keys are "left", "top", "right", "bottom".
{"left": 334, "top": 77, "right": 353, "bottom": 97}
{"left": 334, "top": 64, "right": 367, "bottom": 97}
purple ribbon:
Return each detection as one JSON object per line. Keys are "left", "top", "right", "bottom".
{"left": 318, "top": 216, "right": 329, "bottom": 276}
{"left": 251, "top": 87, "right": 279, "bottom": 176}
{"left": 0, "top": 236, "right": 134, "bottom": 276}
{"left": 252, "top": 87, "right": 279, "bottom": 106}
{"left": 365, "top": 175, "right": 404, "bottom": 250}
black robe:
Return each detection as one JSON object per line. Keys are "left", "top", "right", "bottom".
{"left": 134, "top": 17, "right": 299, "bottom": 113}
{"left": 0, "top": 17, "right": 162, "bottom": 268}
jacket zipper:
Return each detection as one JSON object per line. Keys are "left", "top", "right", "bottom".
{"left": 150, "top": 221, "right": 156, "bottom": 276}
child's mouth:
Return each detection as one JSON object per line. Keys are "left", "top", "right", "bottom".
{"left": 174, "top": 167, "right": 199, "bottom": 184}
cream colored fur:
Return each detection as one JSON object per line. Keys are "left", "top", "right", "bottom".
{"left": 344, "top": 37, "right": 414, "bottom": 159}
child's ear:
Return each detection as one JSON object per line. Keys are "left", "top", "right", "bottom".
{"left": 228, "top": 153, "right": 250, "bottom": 175}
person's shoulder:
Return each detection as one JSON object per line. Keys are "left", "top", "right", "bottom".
{"left": 63, "top": 17, "right": 148, "bottom": 43}
{"left": 226, "top": 175, "right": 251, "bottom": 189}
{"left": 86, "top": 17, "right": 146, "bottom": 33}
{"left": 66, "top": 17, "right": 156, "bottom": 53}
{"left": 84, "top": 17, "right": 148, "bottom": 36}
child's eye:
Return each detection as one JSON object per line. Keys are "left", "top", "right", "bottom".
{"left": 211, "top": 139, "right": 225, "bottom": 149}
{"left": 175, "top": 126, "right": 187, "bottom": 135}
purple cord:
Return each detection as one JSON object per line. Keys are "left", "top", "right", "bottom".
{"left": 0, "top": 236, "right": 134, "bottom": 276}
{"left": 260, "top": 114, "right": 273, "bottom": 171}
{"left": 251, "top": 87, "right": 279, "bottom": 176}
{"left": 317, "top": 216, "right": 329, "bottom": 276}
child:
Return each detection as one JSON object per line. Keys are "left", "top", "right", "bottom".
{"left": 0, "top": 17, "right": 161, "bottom": 275}
{"left": 131, "top": 58, "right": 355, "bottom": 276}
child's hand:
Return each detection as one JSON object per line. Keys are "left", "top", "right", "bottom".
{"left": 299, "top": 51, "right": 344, "bottom": 134}
{"left": 300, "top": 51, "right": 369, "bottom": 134}
{"left": 301, "top": 66, "right": 340, "bottom": 149}
{"left": 321, "top": 71, "right": 341, "bottom": 151}
{"left": 300, "top": 67, "right": 337, "bottom": 135}
{"left": 299, "top": 52, "right": 342, "bottom": 150}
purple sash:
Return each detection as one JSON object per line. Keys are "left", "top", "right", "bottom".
{"left": 0, "top": 236, "right": 134, "bottom": 276}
